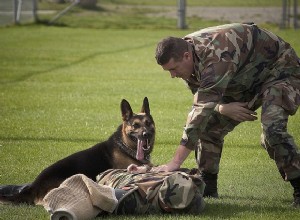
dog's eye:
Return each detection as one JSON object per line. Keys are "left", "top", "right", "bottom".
{"left": 145, "top": 120, "right": 151, "bottom": 127}
{"left": 132, "top": 123, "right": 140, "bottom": 129}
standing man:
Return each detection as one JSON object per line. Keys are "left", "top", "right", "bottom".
{"left": 154, "top": 23, "right": 300, "bottom": 206}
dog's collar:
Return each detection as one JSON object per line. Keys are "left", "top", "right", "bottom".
{"left": 114, "top": 137, "right": 151, "bottom": 164}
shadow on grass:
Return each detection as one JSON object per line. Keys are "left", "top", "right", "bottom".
{"left": 200, "top": 194, "right": 294, "bottom": 219}
{"left": 0, "top": 42, "right": 153, "bottom": 85}
{"left": 91, "top": 198, "right": 294, "bottom": 219}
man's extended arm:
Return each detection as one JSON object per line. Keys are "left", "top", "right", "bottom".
{"left": 137, "top": 102, "right": 257, "bottom": 173}
{"left": 151, "top": 145, "right": 192, "bottom": 172}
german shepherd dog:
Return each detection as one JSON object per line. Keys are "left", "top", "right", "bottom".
{"left": 0, "top": 97, "right": 155, "bottom": 205}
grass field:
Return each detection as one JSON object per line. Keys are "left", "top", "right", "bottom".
{"left": 1, "top": 1, "right": 300, "bottom": 219}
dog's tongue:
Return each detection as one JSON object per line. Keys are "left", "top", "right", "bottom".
{"left": 136, "top": 139, "right": 145, "bottom": 161}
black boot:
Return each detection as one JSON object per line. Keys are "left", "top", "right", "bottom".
{"left": 290, "top": 176, "right": 300, "bottom": 207}
{"left": 201, "top": 172, "right": 219, "bottom": 198}
{"left": 0, "top": 184, "right": 30, "bottom": 196}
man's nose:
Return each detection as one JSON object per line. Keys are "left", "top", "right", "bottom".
{"left": 170, "top": 71, "right": 176, "bottom": 78}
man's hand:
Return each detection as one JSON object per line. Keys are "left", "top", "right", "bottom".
{"left": 151, "top": 161, "right": 180, "bottom": 172}
{"left": 127, "top": 164, "right": 148, "bottom": 173}
{"left": 151, "top": 145, "right": 192, "bottom": 172}
{"left": 218, "top": 102, "right": 257, "bottom": 122}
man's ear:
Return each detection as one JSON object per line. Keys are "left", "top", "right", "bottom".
{"left": 183, "top": 51, "right": 191, "bottom": 60}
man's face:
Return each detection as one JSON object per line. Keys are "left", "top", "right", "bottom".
{"left": 161, "top": 52, "right": 194, "bottom": 80}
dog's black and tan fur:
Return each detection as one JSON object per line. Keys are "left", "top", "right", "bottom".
{"left": 0, "top": 97, "right": 155, "bottom": 205}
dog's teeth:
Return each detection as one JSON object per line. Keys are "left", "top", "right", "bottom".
{"left": 142, "top": 139, "right": 151, "bottom": 151}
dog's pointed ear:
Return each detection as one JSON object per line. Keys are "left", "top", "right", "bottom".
{"left": 121, "top": 99, "right": 133, "bottom": 121}
{"left": 141, "top": 97, "right": 150, "bottom": 115}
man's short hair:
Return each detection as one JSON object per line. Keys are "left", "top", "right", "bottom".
{"left": 155, "top": 37, "right": 188, "bottom": 65}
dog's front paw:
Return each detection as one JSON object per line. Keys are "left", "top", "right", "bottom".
{"left": 127, "top": 164, "right": 147, "bottom": 174}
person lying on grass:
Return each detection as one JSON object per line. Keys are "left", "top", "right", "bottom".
{"left": 43, "top": 165, "right": 205, "bottom": 220}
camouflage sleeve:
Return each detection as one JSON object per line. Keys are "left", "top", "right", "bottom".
{"left": 180, "top": 24, "right": 255, "bottom": 150}
{"left": 181, "top": 61, "right": 237, "bottom": 150}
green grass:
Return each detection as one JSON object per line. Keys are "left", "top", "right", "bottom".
{"left": 1, "top": 3, "right": 300, "bottom": 220}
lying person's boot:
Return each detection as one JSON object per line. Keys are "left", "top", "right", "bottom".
{"left": 290, "top": 176, "right": 300, "bottom": 207}
{"left": 0, "top": 184, "right": 30, "bottom": 196}
{"left": 201, "top": 172, "right": 219, "bottom": 198}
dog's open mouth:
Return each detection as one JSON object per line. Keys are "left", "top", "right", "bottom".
{"left": 136, "top": 139, "right": 151, "bottom": 161}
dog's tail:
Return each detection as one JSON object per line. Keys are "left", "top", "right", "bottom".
{"left": 0, "top": 183, "right": 36, "bottom": 205}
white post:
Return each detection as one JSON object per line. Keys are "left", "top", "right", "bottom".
{"left": 49, "top": 0, "right": 81, "bottom": 24}
{"left": 16, "top": 0, "right": 22, "bottom": 24}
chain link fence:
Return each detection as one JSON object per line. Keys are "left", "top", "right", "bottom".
{"left": 0, "top": 0, "right": 37, "bottom": 26}
{"left": 0, "top": 0, "right": 98, "bottom": 26}
{"left": 0, "top": 1, "right": 298, "bottom": 29}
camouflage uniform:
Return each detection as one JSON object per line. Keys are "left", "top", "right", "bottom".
{"left": 180, "top": 23, "right": 300, "bottom": 180}
{"left": 96, "top": 168, "right": 205, "bottom": 214}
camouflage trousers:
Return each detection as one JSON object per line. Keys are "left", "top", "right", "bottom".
{"left": 96, "top": 169, "right": 205, "bottom": 215}
{"left": 196, "top": 78, "right": 300, "bottom": 180}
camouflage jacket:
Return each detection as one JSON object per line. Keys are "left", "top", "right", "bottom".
{"left": 181, "top": 23, "right": 300, "bottom": 150}
{"left": 96, "top": 168, "right": 205, "bottom": 214}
